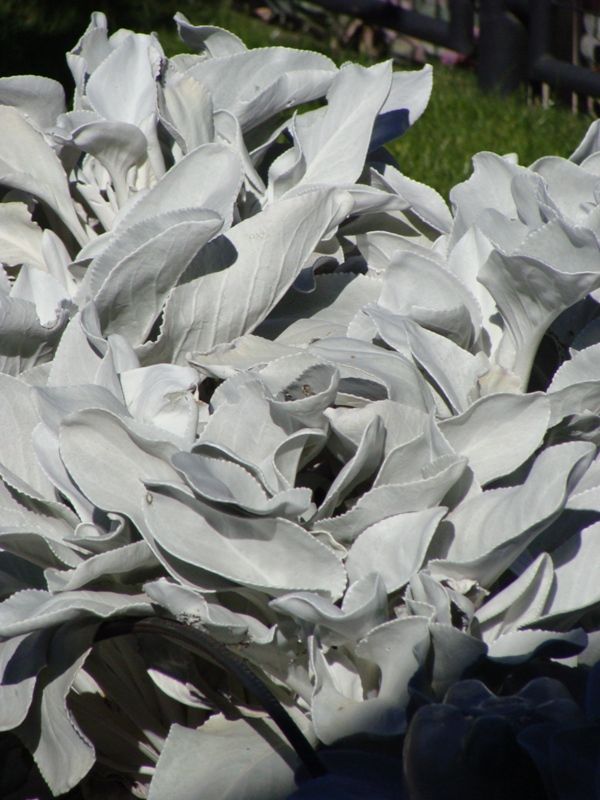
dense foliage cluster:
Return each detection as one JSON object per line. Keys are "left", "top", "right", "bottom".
{"left": 1, "top": 11, "right": 600, "bottom": 798}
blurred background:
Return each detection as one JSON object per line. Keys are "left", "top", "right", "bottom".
{"left": 0, "top": 0, "right": 593, "bottom": 197}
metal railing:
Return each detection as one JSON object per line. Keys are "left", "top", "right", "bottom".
{"left": 529, "top": 0, "right": 600, "bottom": 100}
{"left": 308, "top": 0, "right": 476, "bottom": 55}
{"left": 306, "top": 0, "right": 600, "bottom": 104}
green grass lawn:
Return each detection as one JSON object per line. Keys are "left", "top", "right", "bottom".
{"left": 158, "top": 4, "right": 592, "bottom": 199}
{"left": 388, "top": 68, "right": 592, "bottom": 198}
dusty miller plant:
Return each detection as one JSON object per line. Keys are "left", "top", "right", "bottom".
{"left": 0, "top": 10, "right": 600, "bottom": 798}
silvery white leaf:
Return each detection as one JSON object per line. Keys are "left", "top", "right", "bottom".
{"left": 259, "top": 355, "right": 338, "bottom": 414}
{"left": 0, "top": 202, "right": 44, "bottom": 269}
{"left": 0, "top": 293, "right": 69, "bottom": 376}
{"left": 85, "top": 31, "right": 162, "bottom": 126}
{"left": 32, "top": 422, "right": 96, "bottom": 522}
{"left": 365, "top": 306, "right": 487, "bottom": 414}
{"left": 445, "top": 225, "right": 500, "bottom": 351}
{"left": 58, "top": 408, "right": 181, "bottom": 532}
{"left": 213, "top": 109, "right": 267, "bottom": 196}
{"left": 66, "top": 119, "right": 148, "bottom": 207}
{"left": 81, "top": 142, "right": 241, "bottom": 296}
{"left": 428, "top": 623, "right": 487, "bottom": 695}
{"left": 75, "top": 168, "right": 118, "bottom": 233}
{"left": 0, "top": 75, "right": 65, "bottom": 132}
{"left": 81, "top": 211, "right": 209, "bottom": 314}
{"left": 0, "top": 588, "right": 151, "bottom": 637}
{"left": 0, "top": 483, "right": 82, "bottom": 570}
{"left": 516, "top": 216, "right": 600, "bottom": 274}
{"left": 185, "top": 47, "right": 337, "bottom": 132}
{"left": 369, "top": 163, "right": 452, "bottom": 233}
{"left": 0, "top": 528, "right": 81, "bottom": 575}
{"left": 120, "top": 364, "right": 199, "bottom": 446}
{"left": 173, "top": 451, "right": 313, "bottom": 518}
{"left": 405, "top": 572, "right": 451, "bottom": 626}
{"left": 269, "top": 426, "right": 328, "bottom": 488}
{"left": 570, "top": 314, "right": 600, "bottom": 351}
{"left": 570, "top": 118, "right": 600, "bottom": 164}
{"left": 45, "top": 540, "right": 156, "bottom": 593}
{"left": 148, "top": 716, "right": 297, "bottom": 800}
{"left": 0, "top": 631, "right": 48, "bottom": 731}
{"left": 259, "top": 273, "right": 382, "bottom": 346}
{"left": 330, "top": 204, "right": 430, "bottom": 246}
{"left": 438, "top": 392, "right": 551, "bottom": 485}
{"left": 373, "top": 413, "right": 458, "bottom": 486}
{"left": 53, "top": 107, "right": 102, "bottom": 136}
{"left": 319, "top": 471, "right": 462, "bottom": 544}
{"left": 189, "top": 335, "right": 299, "bottom": 380}
{"left": 341, "top": 182, "right": 414, "bottom": 219}
{"left": 35, "top": 384, "right": 128, "bottom": 438}
{"left": 41, "top": 229, "right": 76, "bottom": 296}
{"left": 237, "top": 633, "right": 314, "bottom": 707}
{"left": 578, "top": 630, "right": 600, "bottom": 667}
{"left": 309, "top": 615, "right": 431, "bottom": 741}
{"left": 0, "top": 374, "right": 54, "bottom": 497}
{"left": 485, "top": 628, "right": 587, "bottom": 662}
{"left": 0, "top": 551, "right": 45, "bottom": 600}
{"left": 144, "top": 578, "right": 271, "bottom": 644}
{"left": 270, "top": 61, "right": 393, "bottom": 198}
{"left": 325, "top": 401, "right": 428, "bottom": 461}
{"left": 270, "top": 573, "right": 388, "bottom": 645}
{"left": 92, "top": 333, "right": 139, "bottom": 405}
{"left": 143, "top": 483, "right": 346, "bottom": 598}
{"left": 476, "top": 552, "right": 554, "bottom": 639}
{"left": 0, "top": 265, "right": 10, "bottom": 295}
{"left": 546, "top": 382, "right": 600, "bottom": 429}
{"left": 66, "top": 12, "right": 111, "bottom": 101}
{"left": 174, "top": 12, "right": 247, "bottom": 56}
{"left": 355, "top": 229, "right": 439, "bottom": 275}
{"left": 0, "top": 106, "right": 87, "bottom": 247}
{"left": 550, "top": 341, "right": 600, "bottom": 392}
{"left": 479, "top": 229, "right": 600, "bottom": 386}
{"left": 356, "top": 617, "right": 432, "bottom": 698}
{"left": 315, "top": 415, "right": 385, "bottom": 520}
{"left": 531, "top": 156, "right": 600, "bottom": 226}
{"left": 346, "top": 507, "right": 447, "bottom": 591}
{"left": 536, "top": 521, "right": 600, "bottom": 624}
{"left": 448, "top": 151, "right": 531, "bottom": 248}
{"left": 309, "top": 336, "right": 435, "bottom": 412}
{"left": 198, "top": 373, "right": 322, "bottom": 494}
{"left": 16, "top": 623, "right": 97, "bottom": 796}
{"left": 121, "top": 142, "right": 241, "bottom": 232}
{"left": 310, "top": 642, "right": 376, "bottom": 744}
{"left": 378, "top": 251, "right": 481, "bottom": 349}
{"left": 369, "top": 64, "right": 432, "bottom": 150}
{"left": 432, "top": 441, "right": 595, "bottom": 586}
{"left": 65, "top": 514, "right": 132, "bottom": 556}
{"left": 10, "top": 264, "right": 71, "bottom": 327}
{"left": 161, "top": 72, "right": 214, "bottom": 153}
{"left": 509, "top": 170, "right": 552, "bottom": 229}
{"left": 139, "top": 187, "right": 353, "bottom": 364}
{"left": 18, "top": 363, "right": 52, "bottom": 390}
{"left": 145, "top": 664, "right": 213, "bottom": 711}
{"left": 563, "top": 452, "right": 600, "bottom": 513}
{"left": 0, "top": 462, "right": 75, "bottom": 522}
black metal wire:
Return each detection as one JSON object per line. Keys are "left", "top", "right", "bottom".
{"left": 95, "top": 615, "right": 328, "bottom": 780}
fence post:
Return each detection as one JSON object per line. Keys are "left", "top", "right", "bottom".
{"left": 477, "top": 0, "right": 528, "bottom": 92}
{"left": 307, "top": 0, "right": 475, "bottom": 55}
{"left": 529, "top": 0, "right": 600, "bottom": 96}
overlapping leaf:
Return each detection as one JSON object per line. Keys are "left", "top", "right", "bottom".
{"left": 1, "top": 11, "right": 600, "bottom": 797}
